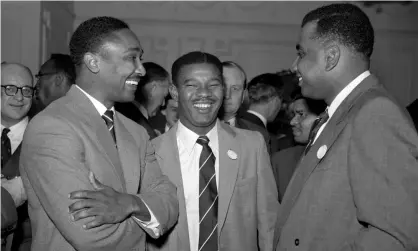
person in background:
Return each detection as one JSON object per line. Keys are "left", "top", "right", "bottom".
{"left": 1, "top": 62, "right": 35, "bottom": 251}
{"left": 116, "top": 62, "right": 170, "bottom": 139}
{"left": 160, "top": 94, "right": 178, "bottom": 133}
{"left": 271, "top": 90, "right": 326, "bottom": 201}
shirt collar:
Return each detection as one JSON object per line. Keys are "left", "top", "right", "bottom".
{"left": 1, "top": 116, "right": 29, "bottom": 135}
{"left": 75, "top": 85, "right": 115, "bottom": 116}
{"left": 177, "top": 119, "right": 219, "bottom": 155}
{"left": 226, "top": 117, "right": 236, "bottom": 127}
{"left": 247, "top": 110, "right": 267, "bottom": 127}
{"left": 327, "top": 70, "right": 370, "bottom": 117}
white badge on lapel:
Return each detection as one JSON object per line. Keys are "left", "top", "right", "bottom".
{"left": 317, "top": 145, "right": 327, "bottom": 159}
{"left": 227, "top": 149, "right": 238, "bottom": 160}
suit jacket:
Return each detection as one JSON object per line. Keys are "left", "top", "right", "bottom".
{"left": 115, "top": 102, "right": 158, "bottom": 139}
{"left": 1, "top": 187, "right": 17, "bottom": 251}
{"left": 274, "top": 75, "right": 418, "bottom": 251}
{"left": 235, "top": 116, "right": 272, "bottom": 155}
{"left": 149, "top": 122, "right": 279, "bottom": 251}
{"left": 19, "top": 86, "right": 178, "bottom": 251}
{"left": 2, "top": 145, "right": 32, "bottom": 251}
{"left": 271, "top": 145, "right": 304, "bottom": 202}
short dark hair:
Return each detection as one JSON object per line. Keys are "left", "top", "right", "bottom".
{"left": 222, "top": 61, "right": 247, "bottom": 89}
{"left": 49, "top": 54, "right": 76, "bottom": 84}
{"left": 290, "top": 87, "right": 327, "bottom": 116}
{"left": 302, "top": 3, "right": 374, "bottom": 59}
{"left": 135, "top": 62, "right": 169, "bottom": 104}
{"left": 247, "top": 73, "right": 284, "bottom": 105}
{"left": 171, "top": 51, "right": 222, "bottom": 86}
{"left": 69, "top": 16, "right": 129, "bottom": 67}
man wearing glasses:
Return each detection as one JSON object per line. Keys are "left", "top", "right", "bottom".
{"left": 1, "top": 62, "right": 35, "bottom": 251}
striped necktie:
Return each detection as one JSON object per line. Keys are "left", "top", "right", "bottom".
{"left": 102, "top": 110, "right": 116, "bottom": 144}
{"left": 304, "top": 109, "right": 329, "bottom": 155}
{"left": 196, "top": 136, "right": 218, "bottom": 251}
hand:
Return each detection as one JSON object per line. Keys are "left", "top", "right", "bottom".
{"left": 1, "top": 177, "right": 26, "bottom": 207}
{"left": 68, "top": 172, "right": 134, "bottom": 229}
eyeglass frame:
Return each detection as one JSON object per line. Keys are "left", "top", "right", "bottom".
{"left": 1, "top": 85, "right": 35, "bottom": 98}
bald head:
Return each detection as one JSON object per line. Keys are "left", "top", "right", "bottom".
{"left": 1, "top": 62, "right": 34, "bottom": 127}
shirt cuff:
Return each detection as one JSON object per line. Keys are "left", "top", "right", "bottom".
{"left": 132, "top": 198, "right": 161, "bottom": 237}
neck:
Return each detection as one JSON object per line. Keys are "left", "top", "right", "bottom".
{"left": 222, "top": 112, "right": 236, "bottom": 121}
{"left": 180, "top": 118, "right": 217, "bottom": 136}
{"left": 1, "top": 117, "right": 23, "bottom": 128}
{"left": 77, "top": 81, "right": 114, "bottom": 109}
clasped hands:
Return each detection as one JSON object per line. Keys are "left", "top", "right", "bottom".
{"left": 68, "top": 172, "right": 134, "bottom": 229}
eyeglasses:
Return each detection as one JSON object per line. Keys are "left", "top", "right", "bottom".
{"left": 35, "top": 72, "right": 57, "bottom": 79}
{"left": 1, "top": 85, "right": 34, "bottom": 98}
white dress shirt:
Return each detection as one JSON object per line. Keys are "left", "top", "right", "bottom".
{"left": 247, "top": 110, "right": 267, "bottom": 128}
{"left": 177, "top": 120, "right": 219, "bottom": 251}
{"left": 313, "top": 70, "right": 371, "bottom": 144}
{"left": 75, "top": 85, "right": 160, "bottom": 235}
{"left": 1, "top": 117, "right": 29, "bottom": 207}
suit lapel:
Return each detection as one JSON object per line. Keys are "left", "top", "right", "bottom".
{"left": 114, "top": 113, "right": 140, "bottom": 193}
{"left": 67, "top": 86, "right": 124, "bottom": 189}
{"left": 276, "top": 75, "right": 379, "bottom": 234}
{"left": 155, "top": 125, "right": 190, "bottom": 251}
{"left": 217, "top": 122, "right": 239, "bottom": 234}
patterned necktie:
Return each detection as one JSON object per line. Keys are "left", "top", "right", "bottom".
{"left": 196, "top": 136, "right": 218, "bottom": 251}
{"left": 304, "top": 110, "right": 329, "bottom": 155}
{"left": 102, "top": 110, "right": 116, "bottom": 144}
{"left": 1, "top": 128, "right": 11, "bottom": 167}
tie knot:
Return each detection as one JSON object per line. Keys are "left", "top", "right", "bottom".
{"left": 196, "top": 136, "right": 210, "bottom": 146}
{"left": 102, "top": 110, "right": 114, "bottom": 123}
{"left": 2, "top": 128, "right": 10, "bottom": 137}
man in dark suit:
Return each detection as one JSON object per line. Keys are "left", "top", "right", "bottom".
{"left": 238, "top": 73, "right": 285, "bottom": 154}
{"left": 116, "top": 62, "right": 170, "bottom": 139}
{"left": 1, "top": 62, "right": 35, "bottom": 251}
{"left": 19, "top": 16, "right": 178, "bottom": 251}
{"left": 275, "top": 4, "right": 418, "bottom": 251}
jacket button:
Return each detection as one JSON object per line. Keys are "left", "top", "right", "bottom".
{"left": 294, "top": 238, "right": 300, "bottom": 246}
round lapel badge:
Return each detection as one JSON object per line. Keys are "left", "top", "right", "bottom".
{"left": 317, "top": 145, "right": 328, "bottom": 159}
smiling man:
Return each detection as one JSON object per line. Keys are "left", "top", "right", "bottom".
{"left": 149, "top": 51, "right": 279, "bottom": 251}
{"left": 19, "top": 16, "right": 178, "bottom": 251}
{"left": 275, "top": 3, "right": 418, "bottom": 251}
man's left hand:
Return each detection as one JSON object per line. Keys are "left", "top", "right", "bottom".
{"left": 68, "top": 172, "right": 133, "bottom": 229}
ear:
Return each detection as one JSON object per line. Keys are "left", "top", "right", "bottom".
{"left": 169, "top": 83, "right": 179, "bottom": 102}
{"left": 54, "top": 73, "right": 64, "bottom": 86}
{"left": 324, "top": 44, "right": 340, "bottom": 72}
{"left": 83, "top": 53, "right": 100, "bottom": 73}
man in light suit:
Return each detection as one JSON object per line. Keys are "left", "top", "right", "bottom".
{"left": 148, "top": 51, "right": 279, "bottom": 251}
{"left": 275, "top": 3, "right": 418, "bottom": 251}
{"left": 19, "top": 16, "right": 178, "bottom": 251}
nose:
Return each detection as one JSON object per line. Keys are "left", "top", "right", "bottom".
{"left": 290, "top": 116, "right": 298, "bottom": 126}
{"left": 135, "top": 59, "right": 146, "bottom": 76}
{"left": 291, "top": 56, "right": 299, "bottom": 73}
{"left": 196, "top": 85, "right": 211, "bottom": 98}
{"left": 14, "top": 88, "right": 24, "bottom": 101}
{"left": 224, "top": 86, "right": 231, "bottom": 100}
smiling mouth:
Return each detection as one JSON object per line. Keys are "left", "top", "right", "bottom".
{"left": 193, "top": 103, "right": 212, "bottom": 112}
{"left": 125, "top": 80, "right": 139, "bottom": 86}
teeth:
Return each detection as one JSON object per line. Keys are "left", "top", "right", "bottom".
{"left": 126, "top": 80, "right": 138, "bottom": 86}
{"left": 194, "top": 104, "right": 211, "bottom": 109}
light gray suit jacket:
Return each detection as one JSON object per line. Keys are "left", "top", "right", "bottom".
{"left": 19, "top": 86, "right": 179, "bottom": 251}
{"left": 149, "top": 121, "right": 279, "bottom": 251}
{"left": 274, "top": 75, "right": 418, "bottom": 251}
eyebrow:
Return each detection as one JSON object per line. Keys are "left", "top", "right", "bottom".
{"left": 124, "top": 47, "right": 143, "bottom": 55}
{"left": 183, "top": 77, "right": 221, "bottom": 84}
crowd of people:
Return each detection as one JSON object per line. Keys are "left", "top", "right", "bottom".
{"left": 2, "top": 3, "right": 418, "bottom": 251}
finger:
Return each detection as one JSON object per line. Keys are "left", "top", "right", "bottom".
{"left": 83, "top": 216, "right": 105, "bottom": 229}
{"left": 68, "top": 199, "right": 99, "bottom": 213}
{"left": 71, "top": 208, "right": 99, "bottom": 222}
{"left": 69, "top": 190, "right": 102, "bottom": 200}
{"left": 89, "top": 172, "right": 103, "bottom": 190}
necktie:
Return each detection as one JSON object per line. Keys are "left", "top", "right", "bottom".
{"left": 196, "top": 136, "right": 218, "bottom": 251}
{"left": 102, "top": 110, "right": 116, "bottom": 144}
{"left": 304, "top": 110, "right": 329, "bottom": 155}
{"left": 1, "top": 128, "right": 11, "bottom": 167}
